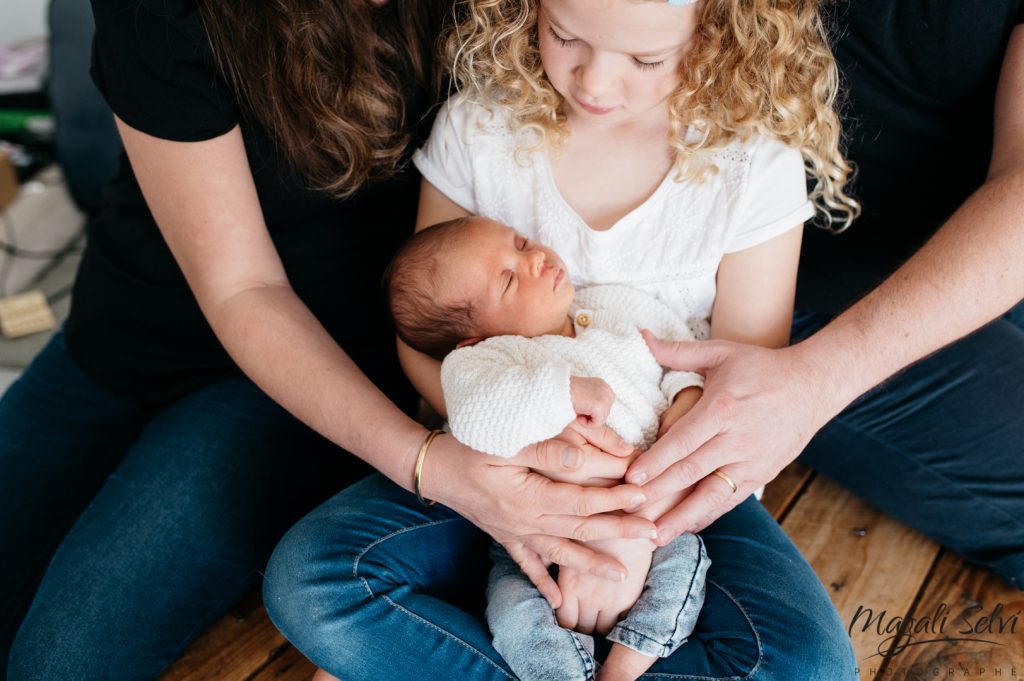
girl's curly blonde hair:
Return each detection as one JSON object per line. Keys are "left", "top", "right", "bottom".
{"left": 447, "top": 0, "right": 859, "bottom": 230}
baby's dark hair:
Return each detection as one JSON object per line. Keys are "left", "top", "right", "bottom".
{"left": 386, "top": 216, "right": 478, "bottom": 360}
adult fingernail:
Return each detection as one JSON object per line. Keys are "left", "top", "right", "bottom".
{"left": 627, "top": 494, "right": 646, "bottom": 511}
{"left": 562, "top": 447, "right": 583, "bottom": 468}
{"left": 629, "top": 471, "right": 647, "bottom": 485}
{"left": 606, "top": 568, "right": 626, "bottom": 582}
{"left": 638, "top": 528, "right": 659, "bottom": 540}
{"left": 658, "top": 528, "right": 678, "bottom": 544}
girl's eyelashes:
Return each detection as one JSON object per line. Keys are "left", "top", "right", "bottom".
{"left": 633, "top": 58, "right": 665, "bottom": 71}
{"left": 547, "top": 26, "right": 577, "bottom": 48}
{"left": 547, "top": 25, "right": 665, "bottom": 71}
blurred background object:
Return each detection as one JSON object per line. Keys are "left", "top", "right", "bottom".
{"left": 1, "top": 0, "right": 120, "bottom": 394}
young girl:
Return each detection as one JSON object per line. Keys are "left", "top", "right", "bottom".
{"left": 403, "top": 0, "right": 856, "bottom": 678}
{"left": 272, "top": 0, "right": 859, "bottom": 679}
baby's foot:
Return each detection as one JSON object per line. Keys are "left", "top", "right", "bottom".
{"left": 597, "top": 643, "right": 657, "bottom": 681}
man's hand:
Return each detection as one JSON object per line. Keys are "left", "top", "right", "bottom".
{"left": 628, "top": 332, "right": 841, "bottom": 543}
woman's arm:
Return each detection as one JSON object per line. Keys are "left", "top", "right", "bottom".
{"left": 117, "top": 117, "right": 427, "bottom": 483}
{"left": 119, "top": 120, "right": 650, "bottom": 602}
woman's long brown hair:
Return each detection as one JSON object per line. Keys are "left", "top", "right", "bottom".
{"left": 195, "top": 0, "right": 448, "bottom": 197}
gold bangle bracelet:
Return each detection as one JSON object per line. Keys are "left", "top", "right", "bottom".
{"left": 414, "top": 429, "right": 443, "bottom": 507}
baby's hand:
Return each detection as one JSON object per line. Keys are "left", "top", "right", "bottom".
{"left": 555, "top": 537, "right": 654, "bottom": 635}
{"left": 657, "top": 386, "right": 702, "bottom": 438}
{"left": 570, "top": 376, "right": 616, "bottom": 427}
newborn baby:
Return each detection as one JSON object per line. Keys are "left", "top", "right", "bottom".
{"left": 387, "top": 216, "right": 710, "bottom": 681}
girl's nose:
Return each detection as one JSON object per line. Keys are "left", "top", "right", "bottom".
{"left": 576, "top": 55, "right": 616, "bottom": 102}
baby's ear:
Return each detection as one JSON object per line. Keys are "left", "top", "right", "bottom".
{"left": 456, "top": 337, "right": 484, "bottom": 349}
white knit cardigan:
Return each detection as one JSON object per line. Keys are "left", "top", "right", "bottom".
{"left": 441, "top": 285, "right": 705, "bottom": 458}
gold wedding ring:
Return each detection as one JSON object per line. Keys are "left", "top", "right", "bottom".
{"left": 711, "top": 469, "right": 738, "bottom": 494}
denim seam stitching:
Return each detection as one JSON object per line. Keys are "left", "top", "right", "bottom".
{"left": 608, "top": 624, "right": 671, "bottom": 654}
{"left": 712, "top": 577, "right": 763, "bottom": 681}
{"left": 380, "top": 593, "right": 515, "bottom": 679}
{"left": 567, "top": 629, "right": 597, "bottom": 680}
{"left": 351, "top": 516, "right": 463, "bottom": 597}
{"left": 615, "top": 535, "right": 707, "bottom": 656}
{"left": 830, "top": 413, "right": 1024, "bottom": 536}
{"left": 350, "top": 516, "right": 514, "bottom": 678}
{"left": 637, "top": 578, "right": 762, "bottom": 681}
{"left": 667, "top": 535, "right": 705, "bottom": 648}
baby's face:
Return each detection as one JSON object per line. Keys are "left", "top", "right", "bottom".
{"left": 440, "top": 218, "right": 575, "bottom": 340}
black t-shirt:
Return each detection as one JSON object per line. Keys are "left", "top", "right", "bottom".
{"left": 68, "top": 0, "right": 437, "bottom": 405}
{"left": 797, "top": 0, "right": 1024, "bottom": 313}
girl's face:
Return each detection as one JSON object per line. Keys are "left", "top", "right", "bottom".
{"left": 538, "top": 0, "right": 698, "bottom": 127}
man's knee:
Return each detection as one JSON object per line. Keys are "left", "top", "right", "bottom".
{"left": 761, "top": 617, "right": 857, "bottom": 681}
{"left": 992, "top": 554, "right": 1024, "bottom": 592}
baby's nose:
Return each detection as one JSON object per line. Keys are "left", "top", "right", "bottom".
{"left": 528, "top": 250, "right": 547, "bottom": 275}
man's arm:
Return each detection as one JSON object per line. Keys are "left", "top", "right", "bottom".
{"left": 629, "top": 26, "right": 1024, "bottom": 540}
{"left": 799, "top": 24, "right": 1024, "bottom": 410}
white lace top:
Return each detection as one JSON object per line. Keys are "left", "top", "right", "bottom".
{"left": 413, "top": 98, "right": 814, "bottom": 337}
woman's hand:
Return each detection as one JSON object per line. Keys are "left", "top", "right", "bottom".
{"left": 422, "top": 420, "right": 656, "bottom": 608}
{"left": 628, "top": 332, "right": 840, "bottom": 544}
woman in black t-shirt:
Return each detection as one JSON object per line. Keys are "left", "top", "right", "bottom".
{"left": 0, "top": 2, "right": 660, "bottom": 678}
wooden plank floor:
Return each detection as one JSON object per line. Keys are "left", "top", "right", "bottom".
{"left": 161, "top": 464, "right": 1022, "bottom": 681}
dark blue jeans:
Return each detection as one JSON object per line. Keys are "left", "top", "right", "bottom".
{"left": 0, "top": 332, "right": 370, "bottom": 680}
{"left": 264, "top": 475, "right": 857, "bottom": 680}
{"left": 793, "top": 301, "right": 1024, "bottom": 589}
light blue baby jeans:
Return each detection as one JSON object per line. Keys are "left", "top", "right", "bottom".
{"left": 486, "top": 534, "right": 709, "bottom": 681}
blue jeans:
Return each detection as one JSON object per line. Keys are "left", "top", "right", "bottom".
{"left": 487, "top": 533, "right": 708, "bottom": 681}
{"left": 793, "top": 301, "right": 1024, "bottom": 589}
{"left": 264, "top": 474, "right": 856, "bottom": 680}
{"left": 0, "top": 333, "right": 372, "bottom": 680}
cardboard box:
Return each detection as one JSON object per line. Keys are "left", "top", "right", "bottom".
{"left": 0, "top": 151, "right": 18, "bottom": 211}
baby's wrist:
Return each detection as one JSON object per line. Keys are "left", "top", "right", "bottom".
{"left": 671, "top": 385, "right": 703, "bottom": 403}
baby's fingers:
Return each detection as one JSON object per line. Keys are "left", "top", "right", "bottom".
{"left": 576, "top": 604, "right": 598, "bottom": 634}
{"left": 570, "top": 420, "right": 635, "bottom": 458}
{"left": 596, "top": 609, "right": 620, "bottom": 636}
{"left": 556, "top": 594, "right": 579, "bottom": 630}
